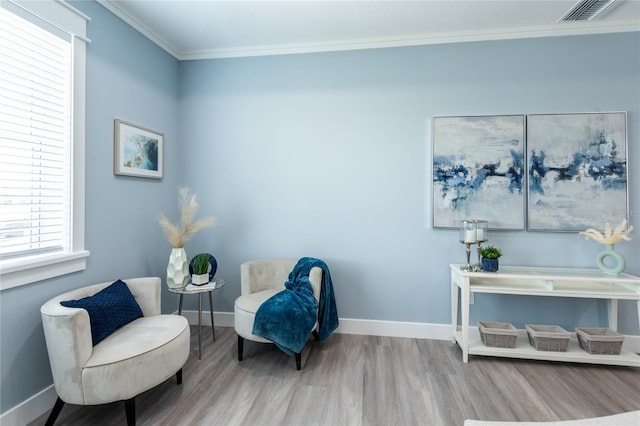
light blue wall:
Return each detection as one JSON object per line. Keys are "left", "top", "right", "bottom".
{"left": 0, "top": 0, "right": 638, "bottom": 416}
{"left": 0, "top": 1, "right": 181, "bottom": 413}
{"left": 179, "top": 33, "right": 640, "bottom": 332}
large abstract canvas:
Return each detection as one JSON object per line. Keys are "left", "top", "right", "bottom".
{"left": 527, "top": 112, "right": 628, "bottom": 231}
{"left": 432, "top": 115, "right": 525, "bottom": 229}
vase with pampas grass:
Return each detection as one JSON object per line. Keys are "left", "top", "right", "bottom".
{"left": 579, "top": 219, "right": 633, "bottom": 276}
{"left": 159, "top": 187, "right": 215, "bottom": 288}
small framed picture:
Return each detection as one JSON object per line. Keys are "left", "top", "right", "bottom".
{"left": 114, "top": 119, "right": 164, "bottom": 179}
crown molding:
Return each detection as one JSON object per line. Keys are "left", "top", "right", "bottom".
{"left": 97, "top": 0, "right": 180, "bottom": 59}
{"left": 97, "top": 1, "right": 639, "bottom": 61}
{"left": 179, "top": 20, "right": 640, "bottom": 60}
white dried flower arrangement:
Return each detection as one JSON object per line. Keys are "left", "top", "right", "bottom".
{"left": 578, "top": 219, "right": 633, "bottom": 245}
{"left": 158, "top": 187, "right": 215, "bottom": 248}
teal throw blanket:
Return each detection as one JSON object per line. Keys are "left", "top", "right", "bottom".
{"left": 252, "top": 257, "right": 339, "bottom": 355}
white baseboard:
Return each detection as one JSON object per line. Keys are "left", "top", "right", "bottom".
{"left": 178, "top": 310, "right": 453, "bottom": 340}
{"left": 334, "top": 317, "right": 454, "bottom": 340}
{"left": 179, "top": 310, "right": 235, "bottom": 328}
{"left": 179, "top": 311, "right": 640, "bottom": 353}
{"left": 0, "top": 384, "right": 57, "bottom": 426}
{"left": 5, "top": 312, "right": 639, "bottom": 426}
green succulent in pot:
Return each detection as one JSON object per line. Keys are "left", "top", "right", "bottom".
{"left": 192, "top": 253, "right": 210, "bottom": 274}
{"left": 191, "top": 253, "right": 211, "bottom": 284}
{"left": 479, "top": 245, "right": 502, "bottom": 272}
{"left": 479, "top": 245, "right": 503, "bottom": 259}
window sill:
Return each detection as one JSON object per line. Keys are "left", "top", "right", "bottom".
{"left": 0, "top": 250, "right": 90, "bottom": 291}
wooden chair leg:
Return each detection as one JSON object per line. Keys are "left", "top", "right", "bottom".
{"left": 295, "top": 352, "right": 301, "bottom": 370}
{"left": 124, "top": 397, "right": 135, "bottom": 426}
{"left": 176, "top": 368, "right": 182, "bottom": 385}
{"left": 44, "top": 397, "right": 65, "bottom": 426}
{"left": 238, "top": 335, "right": 244, "bottom": 361}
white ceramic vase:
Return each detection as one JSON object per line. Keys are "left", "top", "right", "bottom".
{"left": 167, "top": 247, "right": 189, "bottom": 289}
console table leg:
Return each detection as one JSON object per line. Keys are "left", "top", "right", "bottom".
{"left": 461, "top": 279, "right": 470, "bottom": 363}
{"left": 451, "top": 280, "right": 459, "bottom": 343}
{"left": 608, "top": 299, "right": 618, "bottom": 332}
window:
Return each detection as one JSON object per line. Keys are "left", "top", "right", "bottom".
{"left": 0, "top": 0, "right": 89, "bottom": 290}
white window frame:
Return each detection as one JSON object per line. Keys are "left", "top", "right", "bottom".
{"left": 0, "top": 0, "right": 90, "bottom": 290}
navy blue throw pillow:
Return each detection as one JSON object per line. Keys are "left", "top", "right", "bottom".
{"left": 60, "top": 279, "right": 144, "bottom": 346}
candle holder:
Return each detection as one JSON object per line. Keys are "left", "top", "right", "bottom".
{"left": 459, "top": 220, "right": 477, "bottom": 271}
{"left": 474, "top": 220, "right": 488, "bottom": 271}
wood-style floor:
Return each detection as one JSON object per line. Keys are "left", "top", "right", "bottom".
{"left": 30, "top": 326, "right": 640, "bottom": 426}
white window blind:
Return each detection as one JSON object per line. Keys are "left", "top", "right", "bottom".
{"left": 0, "top": 8, "right": 71, "bottom": 259}
{"left": 0, "top": 0, "right": 89, "bottom": 290}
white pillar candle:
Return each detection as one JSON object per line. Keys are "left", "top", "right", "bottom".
{"left": 476, "top": 229, "right": 485, "bottom": 241}
{"left": 465, "top": 229, "right": 477, "bottom": 243}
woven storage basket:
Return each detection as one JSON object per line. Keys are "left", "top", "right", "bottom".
{"left": 477, "top": 321, "right": 517, "bottom": 348}
{"left": 576, "top": 327, "right": 624, "bottom": 355}
{"left": 525, "top": 324, "right": 570, "bottom": 352}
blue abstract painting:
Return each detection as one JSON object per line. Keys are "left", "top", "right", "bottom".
{"left": 114, "top": 119, "right": 164, "bottom": 179}
{"left": 432, "top": 115, "right": 525, "bottom": 229}
{"left": 527, "top": 112, "right": 627, "bottom": 231}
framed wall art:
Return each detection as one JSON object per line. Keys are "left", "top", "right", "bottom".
{"left": 432, "top": 115, "right": 525, "bottom": 229}
{"left": 114, "top": 119, "right": 164, "bottom": 179}
{"left": 527, "top": 112, "right": 628, "bottom": 232}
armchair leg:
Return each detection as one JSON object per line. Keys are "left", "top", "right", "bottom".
{"left": 176, "top": 368, "right": 183, "bottom": 384}
{"left": 238, "top": 335, "right": 244, "bottom": 361}
{"left": 295, "top": 352, "right": 301, "bottom": 370}
{"left": 312, "top": 330, "right": 320, "bottom": 341}
{"left": 124, "top": 397, "right": 135, "bottom": 426}
{"left": 44, "top": 397, "right": 65, "bottom": 426}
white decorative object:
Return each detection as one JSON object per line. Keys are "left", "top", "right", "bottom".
{"left": 191, "top": 273, "right": 209, "bottom": 285}
{"left": 465, "top": 230, "right": 476, "bottom": 243}
{"left": 167, "top": 248, "right": 189, "bottom": 289}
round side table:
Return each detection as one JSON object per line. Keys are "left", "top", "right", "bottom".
{"left": 168, "top": 278, "right": 225, "bottom": 359}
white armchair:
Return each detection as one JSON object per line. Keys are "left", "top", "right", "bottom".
{"left": 234, "top": 259, "right": 322, "bottom": 370}
{"left": 40, "top": 277, "right": 190, "bottom": 426}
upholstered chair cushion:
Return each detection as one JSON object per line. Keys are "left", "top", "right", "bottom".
{"left": 235, "top": 289, "right": 282, "bottom": 343}
{"left": 82, "top": 315, "right": 189, "bottom": 404}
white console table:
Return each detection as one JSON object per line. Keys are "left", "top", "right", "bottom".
{"left": 450, "top": 264, "right": 640, "bottom": 367}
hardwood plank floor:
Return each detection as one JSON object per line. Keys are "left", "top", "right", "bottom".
{"left": 29, "top": 326, "right": 640, "bottom": 426}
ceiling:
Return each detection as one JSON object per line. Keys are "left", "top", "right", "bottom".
{"left": 97, "top": 0, "right": 640, "bottom": 60}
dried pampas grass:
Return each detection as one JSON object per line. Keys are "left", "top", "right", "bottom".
{"left": 579, "top": 219, "right": 633, "bottom": 245}
{"left": 158, "top": 187, "right": 215, "bottom": 248}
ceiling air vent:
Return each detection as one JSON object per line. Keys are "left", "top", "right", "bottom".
{"left": 560, "top": 0, "right": 625, "bottom": 21}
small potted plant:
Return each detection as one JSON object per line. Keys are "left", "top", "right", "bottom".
{"left": 480, "top": 245, "right": 503, "bottom": 272}
{"left": 191, "top": 253, "right": 211, "bottom": 285}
